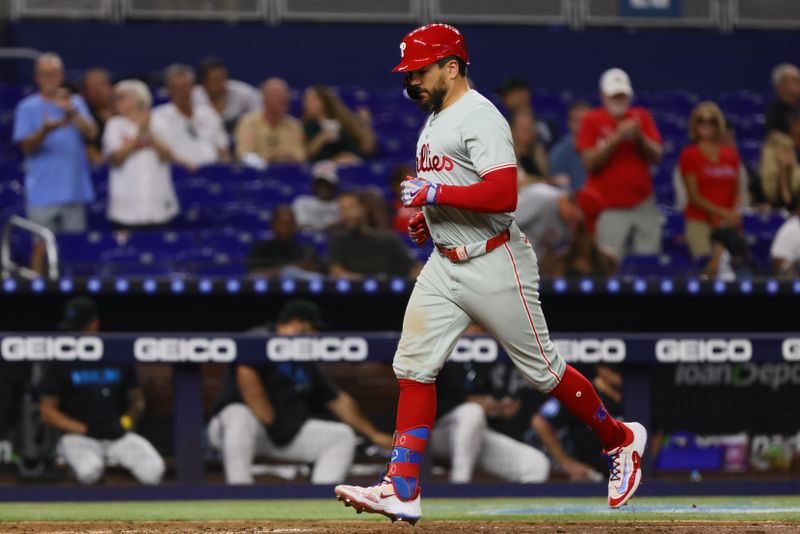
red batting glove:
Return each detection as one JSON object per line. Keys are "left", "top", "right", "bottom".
{"left": 407, "top": 211, "right": 430, "bottom": 246}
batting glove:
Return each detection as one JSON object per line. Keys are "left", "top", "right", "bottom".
{"left": 407, "top": 211, "right": 430, "bottom": 246}
{"left": 401, "top": 176, "right": 440, "bottom": 207}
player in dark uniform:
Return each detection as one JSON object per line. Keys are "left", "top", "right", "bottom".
{"left": 39, "top": 297, "right": 164, "bottom": 485}
{"left": 207, "top": 299, "right": 392, "bottom": 484}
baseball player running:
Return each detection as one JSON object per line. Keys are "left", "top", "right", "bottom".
{"left": 335, "top": 23, "right": 646, "bottom": 524}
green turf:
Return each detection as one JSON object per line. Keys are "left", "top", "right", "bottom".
{"left": 0, "top": 496, "right": 798, "bottom": 523}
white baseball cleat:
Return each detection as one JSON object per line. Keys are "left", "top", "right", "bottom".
{"left": 605, "top": 421, "right": 647, "bottom": 508}
{"left": 335, "top": 477, "right": 422, "bottom": 525}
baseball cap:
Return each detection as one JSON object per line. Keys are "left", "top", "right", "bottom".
{"left": 311, "top": 160, "right": 339, "bottom": 184}
{"left": 277, "top": 299, "right": 326, "bottom": 330}
{"left": 58, "top": 297, "right": 98, "bottom": 331}
{"left": 494, "top": 77, "right": 530, "bottom": 96}
{"left": 600, "top": 68, "right": 633, "bottom": 97}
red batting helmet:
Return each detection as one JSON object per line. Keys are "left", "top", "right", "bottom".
{"left": 391, "top": 23, "right": 469, "bottom": 73}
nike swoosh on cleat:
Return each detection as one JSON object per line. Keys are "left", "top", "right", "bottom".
{"left": 379, "top": 492, "right": 395, "bottom": 498}
{"left": 614, "top": 454, "right": 630, "bottom": 494}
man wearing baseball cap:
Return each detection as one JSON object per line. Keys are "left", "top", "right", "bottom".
{"left": 575, "top": 68, "right": 664, "bottom": 259}
{"left": 292, "top": 160, "right": 340, "bottom": 231}
{"left": 39, "top": 297, "right": 165, "bottom": 485}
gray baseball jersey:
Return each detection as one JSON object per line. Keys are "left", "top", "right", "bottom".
{"left": 417, "top": 89, "right": 517, "bottom": 248}
{"left": 394, "top": 89, "right": 566, "bottom": 394}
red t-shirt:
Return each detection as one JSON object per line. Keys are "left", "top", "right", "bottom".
{"left": 575, "top": 107, "right": 662, "bottom": 209}
{"left": 679, "top": 144, "right": 740, "bottom": 225}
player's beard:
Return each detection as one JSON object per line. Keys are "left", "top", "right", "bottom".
{"left": 417, "top": 79, "right": 448, "bottom": 113}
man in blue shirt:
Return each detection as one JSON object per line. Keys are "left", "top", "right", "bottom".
{"left": 13, "top": 53, "right": 97, "bottom": 272}
{"left": 548, "top": 101, "right": 590, "bottom": 192}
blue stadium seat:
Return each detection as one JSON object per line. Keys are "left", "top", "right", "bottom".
{"left": 174, "top": 246, "right": 241, "bottom": 274}
{"left": 98, "top": 247, "right": 173, "bottom": 276}
{"left": 124, "top": 230, "right": 197, "bottom": 255}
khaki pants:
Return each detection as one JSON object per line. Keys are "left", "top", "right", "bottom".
{"left": 685, "top": 219, "right": 713, "bottom": 258}
{"left": 596, "top": 196, "right": 663, "bottom": 259}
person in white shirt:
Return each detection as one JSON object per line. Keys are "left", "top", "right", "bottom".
{"left": 151, "top": 64, "right": 230, "bottom": 168}
{"left": 292, "top": 160, "right": 340, "bottom": 231}
{"left": 191, "top": 56, "right": 260, "bottom": 134}
{"left": 103, "top": 80, "right": 179, "bottom": 229}
{"left": 771, "top": 212, "right": 800, "bottom": 277}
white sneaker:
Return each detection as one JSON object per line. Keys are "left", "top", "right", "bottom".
{"left": 335, "top": 476, "right": 422, "bottom": 525}
{"left": 604, "top": 421, "right": 647, "bottom": 508}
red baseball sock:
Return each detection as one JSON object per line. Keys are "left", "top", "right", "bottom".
{"left": 389, "top": 379, "right": 436, "bottom": 500}
{"left": 549, "top": 365, "right": 630, "bottom": 450}
{"left": 396, "top": 378, "right": 436, "bottom": 431}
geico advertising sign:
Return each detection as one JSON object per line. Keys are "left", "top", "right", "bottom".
{"left": 449, "top": 338, "right": 499, "bottom": 362}
{"left": 782, "top": 338, "right": 800, "bottom": 362}
{"left": 1, "top": 336, "right": 103, "bottom": 361}
{"left": 266, "top": 337, "right": 369, "bottom": 362}
{"left": 134, "top": 338, "right": 237, "bottom": 362}
{"left": 555, "top": 339, "right": 626, "bottom": 363}
{"left": 656, "top": 338, "right": 752, "bottom": 363}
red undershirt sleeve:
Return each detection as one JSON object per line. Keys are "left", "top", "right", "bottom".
{"left": 437, "top": 164, "right": 518, "bottom": 213}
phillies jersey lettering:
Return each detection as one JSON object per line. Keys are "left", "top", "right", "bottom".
{"left": 417, "top": 144, "right": 455, "bottom": 173}
{"left": 416, "top": 90, "right": 517, "bottom": 247}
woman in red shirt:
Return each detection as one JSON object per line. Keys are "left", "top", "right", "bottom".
{"left": 679, "top": 102, "right": 741, "bottom": 258}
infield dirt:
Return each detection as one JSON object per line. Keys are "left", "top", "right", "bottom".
{"left": 2, "top": 521, "right": 798, "bottom": 534}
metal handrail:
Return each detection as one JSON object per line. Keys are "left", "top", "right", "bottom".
{"left": 1, "top": 215, "right": 59, "bottom": 281}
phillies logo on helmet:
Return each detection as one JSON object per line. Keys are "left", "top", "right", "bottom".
{"left": 391, "top": 23, "right": 469, "bottom": 73}
{"left": 417, "top": 143, "right": 454, "bottom": 173}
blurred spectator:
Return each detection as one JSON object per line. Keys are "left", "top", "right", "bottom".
{"left": 515, "top": 182, "right": 583, "bottom": 263}
{"left": 207, "top": 299, "right": 392, "bottom": 485}
{"left": 328, "top": 191, "right": 421, "bottom": 280}
{"left": 495, "top": 77, "right": 558, "bottom": 147}
{"left": 433, "top": 359, "right": 549, "bottom": 484}
{"left": 543, "top": 221, "right": 618, "bottom": 277}
{"left": 13, "top": 53, "right": 97, "bottom": 273}
{"left": 549, "top": 101, "right": 591, "bottom": 191}
{"left": 39, "top": 297, "right": 165, "bottom": 485}
{"left": 389, "top": 164, "right": 419, "bottom": 234}
{"left": 81, "top": 68, "right": 114, "bottom": 164}
{"left": 765, "top": 64, "right": 800, "bottom": 136}
{"left": 510, "top": 112, "right": 549, "bottom": 187}
{"left": 103, "top": 80, "right": 179, "bottom": 229}
{"left": 191, "top": 56, "right": 259, "bottom": 134}
{"left": 302, "top": 85, "right": 375, "bottom": 163}
{"left": 756, "top": 131, "right": 800, "bottom": 212}
{"left": 246, "top": 205, "right": 321, "bottom": 277}
{"left": 678, "top": 102, "right": 742, "bottom": 258}
{"left": 703, "top": 226, "right": 756, "bottom": 281}
{"left": 291, "top": 160, "right": 340, "bottom": 230}
{"left": 235, "top": 78, "right": 306, "bottom": 167}
{"left": 576, "top": 68, "right": 663, "bottom": 259}
{"left": 532, "top": 364, "right": 622, "bottom": 480}
{"left": 770, "top": 208, "right": 800, "bottom": 277}
{"left": 151, "top": 64, "right": 229, "bottom": 168}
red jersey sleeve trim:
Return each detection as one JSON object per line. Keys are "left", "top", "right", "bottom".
{"left": 437, "top": 165, "right": 518, "bottom": 213}
{"left": 479, "top": 162, "right": 518, "bottom": 177}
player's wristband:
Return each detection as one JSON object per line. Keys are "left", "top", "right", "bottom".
{"left": 119, "top": 415, "right": 134, "bottom": 431}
